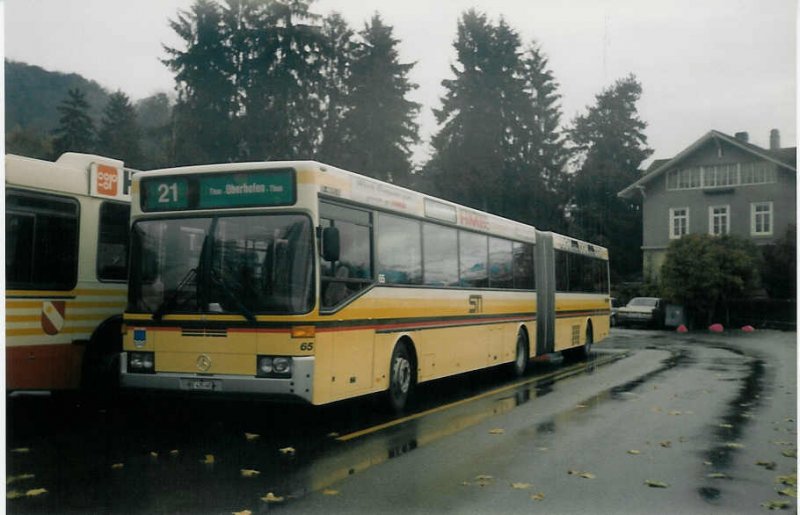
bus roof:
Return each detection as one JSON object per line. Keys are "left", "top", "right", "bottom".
{"left": 135, "top": 159, "right": 608, "bottom": 256}
{"left": 6, "top": 153, "right": 133, "bottom": 202}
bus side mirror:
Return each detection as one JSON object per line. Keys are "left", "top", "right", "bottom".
{"left": 322, "top": 226, "right": 340, "bottom": 262}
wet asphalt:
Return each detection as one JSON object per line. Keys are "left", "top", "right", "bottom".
{"left": 6, "top": 328, "right": 797, "bottom": 514}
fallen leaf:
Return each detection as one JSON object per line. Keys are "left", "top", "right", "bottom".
{"left": 644, "top": 480, "right": 669, "bottom": 488}
{"left": 725, "top": 442, "right": 744, "bottom": 449}
{"left": 575, "top": 404, "right": 588, "bottom": 409}
{"left": 470, "top": 475, "right": 493, "bottom": 487}
{"left": 279, "top": 446, "right": 296, "bottom": 455}
{"left": 719, "top": 423, "right": 733, "bottom": 429}
{"left": 149, "top": 451, "right": 158, "bottom": 459}
{"left": 111, "top": 463, "right": 124, "bottom": 470}
{"left": 778, "top": 487, "right": 797, "bottom": 498}
{"left": 627, "top": 450, "right": 641, "bottom": 455}
{"left": 201, "top": 454, "right": 215, "bottom": 465}
{"left": 232, "top": 511, "right": 252, "bottom": 515}
{"left": 761, "top": 500, "right": 791, "bottom": 510}
{"left": 776, "top": 474, "right": 797, "bottom": 486}
{"left": 659, "top": 440, "right": 672, "bottom": 448}
{"left": 781, "top": 449, "right": 797, "bottom": 458}
{"left": 322, "top": 489, "right": 339, "bottom": 496}
{"left": 511, "top": 482, "right": 533, "bottom": 489}
{"left": 7, "top": 490, "right": 24, "bottom": 499}
{"left": 703, "top": 461, "right": 713, "bottom": 466}
{"left": 669, "top": 410, "right": 682, "bottom": 416}
{"left": 11, "top": 448, "right": 30, "bottom": 454}
{"left": 707, "top": 472, "right": 729, "bottom": 479}
{"left": 531, "top": 492, "right": 545, "bottom": 501}
{"left": 7, "top": 474, "right": 35, "bottom": 485}
{"left": 244, "top": 433, "right": 260, "bottom": 441}
{"left": 169, "top": 450, "right": 180, "bottom": 456}
{"left": 488, "top": 428, "right": 505, "bottom": 435}
{"left": 240, "top": 469, "right": 260, "bottom": 478}
{"left": 568, "top": 470, "right": 595, "bottom": 479}
{"left": 25, "top": 488, "right": 47, "bottom": 497}
{"left": 757, "top": 461, "right": 778, "bottom": 471}
{"left": 327, "top": 432, "right": 340, "bottom": 438}
{"left": 261, "top": 492, "right": 284, "bottom": 503}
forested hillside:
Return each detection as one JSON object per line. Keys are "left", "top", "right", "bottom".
{"left": 5, "top": 60, "right": 109, "bottom": 134}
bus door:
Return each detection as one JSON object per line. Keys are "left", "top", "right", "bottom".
{"left": 535, "top": 231, "right": 555, "bottom": 355}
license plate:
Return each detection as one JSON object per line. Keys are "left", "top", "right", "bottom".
{"left": 182, "top": 378, "right": 221, "bottom": 392}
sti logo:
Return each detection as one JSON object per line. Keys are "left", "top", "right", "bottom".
{"left": 95, "top": 164, "right": 120, "bottom": 196}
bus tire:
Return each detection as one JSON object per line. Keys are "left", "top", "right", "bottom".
{"left": 387, "top": 341, "right": 415, "bottom": 414}
{"left": 80, "top": 317, "right": 122, "bottom": 399}
{"left": 578, "top": 323, "right": 594, "bottom": 360}
{"left": 511, "top": 331, "right": 529, "bottom": 377}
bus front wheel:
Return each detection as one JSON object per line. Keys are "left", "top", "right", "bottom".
{"left": 388, "top": 342, "right": 415, "bottom": 413}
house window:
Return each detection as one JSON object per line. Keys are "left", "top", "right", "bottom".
{"left": 703, "top": 164, "right": 737, "bottom": 188}
{"left": 669, "top": 207, "right": 689, "bottom": 239}
{"left": 667, "top": 168, "right": 701, "bottom": 190}
{"left": 740, "top": 162, "right": 776, "bottom": 185}
{"left": 751, "top": 202, "right": 773, "bottom": 236}
{"left": 708, "top": 205, "right": 730, "bottom": 236}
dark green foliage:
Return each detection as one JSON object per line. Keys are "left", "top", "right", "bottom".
{"left": 316, "top": 12, "right": 355, "bottom": 167}
{"left": 661, "top": 234, "right": 761, "bottom": 327}
{"left": 52, "top": 88, "right": 96, "bottom": 156}
{"left": 426, "top": 11, "right": 568, "bottom": 228}
{"left": 5, "top": 60, "right": 108, "bottom": 134}
{"left": 6, "top": 125, "right": 53, "bottom": 159}
{"left": 135, "top": 93, "right": 175, "bottom": 169}
{"left": 568, "top": 74, "right": 652, "bottom": 281}
{"left": 337, "top": 15, "right": 420, "bottom": 184}
{"left": 761, "top": 224, "right": 796, "bottom": 300}
{"left": 97, "top": 91, "right": 143, "bottom": 167}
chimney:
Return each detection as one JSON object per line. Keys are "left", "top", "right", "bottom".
{"left": 770, "top": 129, "right": 780, "bottom": 150}
{"left": 734, "top": 131, "right": 749, "bottom": 143}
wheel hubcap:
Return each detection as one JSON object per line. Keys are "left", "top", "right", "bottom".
{"left": 392, "top": 356, "right": 411, "bottom": 395}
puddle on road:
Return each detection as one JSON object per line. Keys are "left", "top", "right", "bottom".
{"left": 697, "top": 355, "right": 767, "bottom": 505}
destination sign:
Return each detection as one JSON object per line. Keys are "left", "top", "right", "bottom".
{"left": 141, "top": 169, "right": 295, "bottom": 211}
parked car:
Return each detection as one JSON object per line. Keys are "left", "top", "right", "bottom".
{"left": 610, "top": 297, "right": 622, "bottom": 326}
{"left": 616, "top": 297, "right": 665, "bottom": 328}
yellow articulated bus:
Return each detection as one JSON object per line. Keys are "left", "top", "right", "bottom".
{"left": 6, "top": 153, "right": 134, "bottom": 393}
{"left": 121, "top": 161, "right": 610, "bottom": 411}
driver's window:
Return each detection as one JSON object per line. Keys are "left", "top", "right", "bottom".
{"left": 320, "top": 202, "right": 373, "bottom": 311}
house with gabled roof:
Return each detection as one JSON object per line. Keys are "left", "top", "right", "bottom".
{"left": 618, "top": 129, "right": 796, "bottom": 281}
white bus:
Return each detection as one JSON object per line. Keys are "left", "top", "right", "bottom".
{"left": 6, "top": 152, "right": 134, "bottom": 393}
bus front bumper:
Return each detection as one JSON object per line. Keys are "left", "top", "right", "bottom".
{"left": 120, "top": 353, "right": 314, "bottom": 404}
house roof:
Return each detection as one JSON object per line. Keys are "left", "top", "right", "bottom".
{"left": 618, "top": 130, "right": 797, "bottom": 198}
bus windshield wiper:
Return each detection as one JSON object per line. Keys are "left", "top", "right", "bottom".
{"left": 209, "top": 268, "right": 256, "bottom": 322}
{"left": 152, "top": 267, "right": 197, "bottom": 321}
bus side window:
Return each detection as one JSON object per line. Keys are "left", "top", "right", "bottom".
{"left": 319, "top": 203, "right": 373, "bottom": 310}
{"left": 6, "top": 190, "right": 79, "bottom": 290}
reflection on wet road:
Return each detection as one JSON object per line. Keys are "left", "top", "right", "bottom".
{"left": 7, "top": 330, "right": 797, "bottom": 514}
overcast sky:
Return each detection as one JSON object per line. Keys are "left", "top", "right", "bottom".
{"left": 4, "top": 0, "right": 797, "bottom": 166}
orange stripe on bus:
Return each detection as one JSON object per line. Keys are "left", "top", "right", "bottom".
{"left": 6, "top": 326, "right": 100, "bottom": 337}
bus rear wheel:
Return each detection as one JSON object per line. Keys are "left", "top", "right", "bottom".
{"left": 388, "top": 342, "right": 415, "bottom": 413}
{"left": 511, "top": 331, "right": 529, "bottom": 377}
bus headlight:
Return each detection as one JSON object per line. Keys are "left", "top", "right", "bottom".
{"left": 257, "top": 356, "right": 292, "bottom": 378}
{"left": 128, "top": 352, "right": 155, "bottom": 374}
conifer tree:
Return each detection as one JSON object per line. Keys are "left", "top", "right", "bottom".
{"left": 339, "top": 14, "right": 420, "bottom": 184}
{"left": 568, "top": 74, "right": 652, "bottom": 280}
{"left": 163, "top": 0, "right": 236, "bottom": 165}
{"left": 52, "top": 88, "right": 95, "bottom": 157}
{"left": 317, "top": 12, "right": 355, "bottom": 167}
{"left": 97, "top": 91, "right": 143, "bottom": 167}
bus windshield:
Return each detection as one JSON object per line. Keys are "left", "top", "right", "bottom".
{"left": 129, "top": 214, "right": 314, "bottom": 316}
